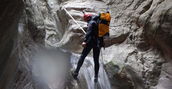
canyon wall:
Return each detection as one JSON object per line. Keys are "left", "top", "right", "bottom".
{"left": 0, "top": 0, "right": 171, "bottom": 89}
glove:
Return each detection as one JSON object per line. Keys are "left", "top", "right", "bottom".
{"left": 82, "top": 42, "right": 86, "bottom": 47}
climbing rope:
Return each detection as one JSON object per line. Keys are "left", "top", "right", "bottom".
{"left": 63, "top": 7, "right": 86, "bottom": 34}
{"left": 63, "top": 7, "right": 105, "bottom": 65}
{"left": 63, "top": 7, "right": 114, "bottom": 87}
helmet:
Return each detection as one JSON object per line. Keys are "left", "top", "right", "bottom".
{"left": 83, "top": 14, "right": 93, "bottom": 21}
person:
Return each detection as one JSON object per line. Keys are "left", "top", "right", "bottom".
{"left": 72, "top": 14, "right": 104, "bottom": 83}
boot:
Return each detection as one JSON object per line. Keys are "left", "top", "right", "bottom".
{"left": 94, "top": 76, "right": 98, "bottom": 83}
{"left": 72, "top": 71, "right": 78, "bottom": 80}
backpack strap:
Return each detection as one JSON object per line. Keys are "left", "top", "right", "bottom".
{"left": 99, "top": 19, "right": 110, "bottom": 26}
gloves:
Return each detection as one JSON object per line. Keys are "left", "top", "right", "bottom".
{"left": 82, "top": 42, "right": 86, "bottom": 47}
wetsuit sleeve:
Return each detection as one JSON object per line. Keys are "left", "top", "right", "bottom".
{"left": 84, "top": 21, "right": 96, "bottom": 44}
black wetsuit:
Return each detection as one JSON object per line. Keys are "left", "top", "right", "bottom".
{"left": 75, "top": 16, "right": 103, "bottom": 78}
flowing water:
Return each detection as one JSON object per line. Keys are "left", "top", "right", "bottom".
{"left": 18, "top": 18, "right": 112, "bottom": 89}
{"left": 18, "top": 22, "right": 71, "bottom": 89}
{"left": 70, "top": 53, "right": 112, "bottom": 89}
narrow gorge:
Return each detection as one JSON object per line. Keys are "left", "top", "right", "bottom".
{"left": 0, "top": 0, "right": 172, "bottom": 89}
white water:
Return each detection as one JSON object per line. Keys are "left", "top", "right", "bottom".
{"left": 18, "top": 20, "right": 71, "bottom": 89}
{"left": 18, "top": 20, "right": 111, "bottom": 89}
{"left": 70, "top": 53, "right": 112, "bottom": 89}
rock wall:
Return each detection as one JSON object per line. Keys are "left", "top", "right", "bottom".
{"left": 0, "top": 0, "right": 172, "bottom": 89}
{"left": 44, "top": 0, "right": 172, "bottom": 89}
{"left": 0, "top": 0, "right": 23, "bottom": 88}
{"left": 0, "top": 0, "right": 71, "bottom": 89}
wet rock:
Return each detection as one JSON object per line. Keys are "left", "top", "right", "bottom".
{"left": 105, "top": 62, "right": 134, "bottom": 89}
{"left": 1, "top": 0, "right": 172, "bottom": 89}
{"left": 153, "top": 61, "right": 172, "bottom": 89}
{"left": 0, "top": 0, "right": 23, "bottom": 88}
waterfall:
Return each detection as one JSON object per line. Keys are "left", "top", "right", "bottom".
{"left": 17, "top": 21, "right": 71, "bottom": 89}
{"left": 16, "top": 1, "right": 112, "bottom": 88}
{"left": 70, "top": 53, "right": 112, "bottom": 89}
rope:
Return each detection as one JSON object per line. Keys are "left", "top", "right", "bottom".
{"left": 63, "top": 7, "right": 105, "bottom": 65}
{"left": 63, "top": 7, "right": 86, "bottom": 34}
{"left": 63, "top": 7, "right": 110, "bottom": 85}
{"left": 100, "top": 49, "right": 105, "bottom": 64}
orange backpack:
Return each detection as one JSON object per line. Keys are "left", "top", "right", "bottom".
{"left": 98, "top": 12, "right": 111, "bottom": 37}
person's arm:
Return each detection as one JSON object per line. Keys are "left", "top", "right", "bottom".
{"left": 84, "top": 21, "right": 96, "bottom": 44}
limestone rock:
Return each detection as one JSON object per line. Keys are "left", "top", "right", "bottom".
{"left": 0, "top": 0, "right": 172, "bottom": 89}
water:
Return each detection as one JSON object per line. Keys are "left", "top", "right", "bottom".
{"left": 17, "top": 21, "right": 71, "bottom": 89}
{"left": 70, "top": 53, "right": 112, "bottom": 89}
{"left": 31, "top": 49, "right": 70, "bottom": 89}
{"left": 18, "top": 20, "right": 111, "bottom": 89}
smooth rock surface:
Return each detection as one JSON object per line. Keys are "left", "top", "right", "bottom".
{"left": 0, "top": 0, "right": 172, "bottom": 89}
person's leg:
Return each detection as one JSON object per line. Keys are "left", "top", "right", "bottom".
{"left": 74, "top": 45, "right": 92, "bottom": 74}
{"left": 93, "top": 46, "right": 101, "bottom": 80}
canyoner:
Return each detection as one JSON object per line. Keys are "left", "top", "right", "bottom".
{"left": 63, "top": 7, "right": 111, "bottom": 83}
